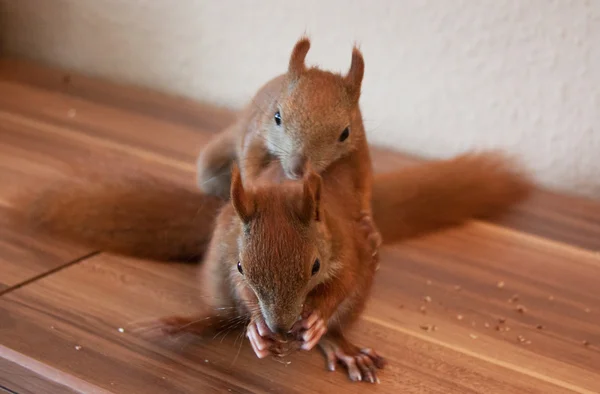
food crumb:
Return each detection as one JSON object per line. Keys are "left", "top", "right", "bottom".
{"left": 423, "top": 296, "right": 432, "bottom": 303}
{"left": 67, "top": 109, "right": 77, "bottom": 118}
{"left": 74, "top": 345, "right": 82, "bottom": 350}
{"left": 583, "top": 340, "right": 590, "bottom": 347}
{"left": 509, "top": 294, "right": 519, "bottom": 303}
{"left": 517, "top": 335, "right": 526, "bottom": 343}
{"left": 536, "top": 324, "right": 544, "bottom": 330}
{"left": 505, "top": 327, "right": 511, "bottom": 332}
{"left": 118, "top": 327, "right": 125, "bottom": 333}
{"left": 469, "top": 334, "right": 478, "bottom": 339}
{"left": 456, "top": 314, "right": 463, "bottom": 321}
{"left": 498, "top": 317, "right": 506, "bottom": 324}
{"left": 484, "top": 322, "right": 490, "bottom": 329}
{"left": 419, "top": 324, "right": 434, "bottom": 331}
{"left": 162, "top": 377, "right": 166, "bottom": 380}
{"left": 420, "top": 306, "right": 427, "bottom": 314}
{"left": 497, "top": 281, "right": 505, "bottom": 289}
{"left": 204, "top": 359, "right": 209, "bottom": 363}
{"left": 516, "top": 305, "right": 527, "bottom": 314}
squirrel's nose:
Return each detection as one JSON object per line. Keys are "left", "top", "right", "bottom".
{"left": 273, "top": 325, "right": 289, "bottom": 336}
{"left": 266, "top": 320, "right": 294, "bottom": 337}
{"left": 288, "top": 155, "right": 307, "bottom": 179}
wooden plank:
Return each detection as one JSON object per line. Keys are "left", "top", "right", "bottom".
{"left": 366, "top": 221, "right": 600, "bottom": 391}
{"left": 0, "top": 58, "right": 599, "bottom": 392}
{"left": 0, "top": 78, "right": 202, "bottom": 291}
{"left": 0, "top": 252, "right": 582, "bottom": 393}
{"left": 0, "top": 355, "right": 80, "bottom": 394}
{"left": 0, "top": 123, "right": 92, "bottom": 291}
{"left": 0, "top": 57, "right": 236, "bottom": 132}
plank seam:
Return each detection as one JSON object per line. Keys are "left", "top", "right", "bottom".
{"left": 0, "top": 251, "right": 101, "bottom": 297}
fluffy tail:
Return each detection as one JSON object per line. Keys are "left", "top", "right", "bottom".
{"left": 8, "top": 173, "right": 224, "bottom": 262}
{"left": 9, "top": 152, "right": 531, "bottom": 261}
{"left": 373, "top": 151, "right": 533, "bottom": 244}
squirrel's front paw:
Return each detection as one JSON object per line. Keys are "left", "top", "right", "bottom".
{"left": 358, "top": 212, "right": 382, "bottom": 257}
{"left": 292, "top": 311, "right": 327, "bottom": 351}
{"left": 246, "top": 318, "right": 276, "bottom": 359}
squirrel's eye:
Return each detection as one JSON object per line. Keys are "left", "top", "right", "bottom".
{"left": 237, "top": 261, "right": 244, "bottom": 275}
{"left": 274, "top": 111, "right": 282, "bottom": 126}
{"left": 311, "top": 259, "right": 320, "bottom": 276}
{"left": 339, "top": 127, "right": 350, "bottom": 142}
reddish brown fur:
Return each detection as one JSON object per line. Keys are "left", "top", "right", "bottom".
{"left": 198, "top": 161, "right": 374, "bottom": 336}
{"left": 372, "top": 152, "right": 533, "bottom": 243}
{"left": 195, "top": 36, "right": 379, "bottom": 257}
{"left": 10, "top": 152, "right": 532, "bottom": 265}
{"left": 11, "top": 151, "right": 532, "bottom": 381}
{"left": 8, "top": 172, "right": 223, "bottom": 262}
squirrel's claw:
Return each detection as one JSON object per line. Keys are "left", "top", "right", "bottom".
{"left": 318, "top": 336, "right": 385, "bottom": 384}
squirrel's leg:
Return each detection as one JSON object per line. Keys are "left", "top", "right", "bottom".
{"left": 354, "top": 160, "right": 382, "bottom": 257}
{"left": 196, "top": 123, "right": 239, "bottom": 199}
{"left": 358, "top": 180, "right": 382, "bottom": 258}
{"left": 318, "top": 330, "right": 386, "bottom": 384}
{"left": 358, "top": 210, "right": 382, "bottom": 258}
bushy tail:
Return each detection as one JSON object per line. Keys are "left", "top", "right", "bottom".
{"left": 8, "top": 151, "right": 532, "bottom": 261}
{"left": 372, "top": 151, "right": 533, "bottom": 244}
{"left": 8, "top": 173, "right": 224, "bottom": 262}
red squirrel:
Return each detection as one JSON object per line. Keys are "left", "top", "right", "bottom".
{"left": 195, "top": 37, "right": 382, "bottom": 256}
{"left": 10, "top": 152, "right": 532, "bottom": 383}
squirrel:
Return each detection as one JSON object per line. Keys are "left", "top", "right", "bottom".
{"left": 195, "top": 36, "right": 382, "bottom": 258}
{"left": 9, "top": 152, "right": 532, "bottom": 383}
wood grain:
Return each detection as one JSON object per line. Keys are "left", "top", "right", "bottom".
{"left": 0, "top": 351, "right": 80, "bottom": 394}
{"left": 0, "top": 57, "right": 599, "bottom": 393}
{"left": 0, "top": 254, "right": 584, "bottom": 394}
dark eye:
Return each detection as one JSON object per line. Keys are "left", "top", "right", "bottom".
{"left": 274, "top": 111, "right": 282, "bottom": 126}
{"left": 339, "top": 127, "right": 350, "bottom": 142}
{"left": 237, "top": 261, "right": 244, "bottom": 275}
{"left": 311, "top": 259, "right": 320, "bottom": 276}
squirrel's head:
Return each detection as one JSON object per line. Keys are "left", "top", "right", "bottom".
{"left": 229, "top": 163, "right": 333, "bottom": 336}
{"left": 263, "top": 37, "right": 365, "bottom": 179}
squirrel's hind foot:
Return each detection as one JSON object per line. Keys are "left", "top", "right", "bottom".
{"left": 318, "top": 332, "right": 386, "bottom": 383}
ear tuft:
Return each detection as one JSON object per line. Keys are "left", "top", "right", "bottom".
{"left": 288, "top": 36, "right": 311, "bottom": 81}
{"left": 344, "top": 44, "right": 365, "bottom": 104}
{"left": 230, "top": 163, "right": 255, "bottom": 223}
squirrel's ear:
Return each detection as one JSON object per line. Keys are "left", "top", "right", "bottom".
{"left": 301, "top": 165, "right": 322, "bottom": 223}
{"left": 344, "top": 45, "right": 364, "bottom": 104}
{"left": 230, "top": 163, "right": 255, "bottom": 223}
{"left": 288, "top": 37, "right": 310, "bottom": 81}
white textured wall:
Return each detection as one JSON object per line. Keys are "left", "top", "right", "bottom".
{"left": 2, "top": 0, "right": 599, "bottom": 198}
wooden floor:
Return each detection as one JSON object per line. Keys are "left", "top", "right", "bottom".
{"left": 0, "top": 58, "right": 599, "bottom": 394}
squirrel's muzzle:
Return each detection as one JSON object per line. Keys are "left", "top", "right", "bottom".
{"left": 286, "top": 155, "right": 307, "bottom": 180}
